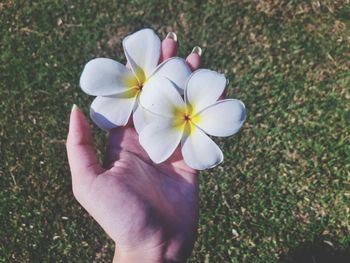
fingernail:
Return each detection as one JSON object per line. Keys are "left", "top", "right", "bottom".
{"left": 166, "top": 32, "right": 177, "bottom": 42}
{"left": 71, "top": 104, "right": 79, "bottom": 112}
{"left": 191, "top": 46, "right": 202, "bottom": 56}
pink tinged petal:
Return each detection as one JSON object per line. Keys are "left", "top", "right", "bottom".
{"left": 196, "top": 99, "right": 246, "bottom": 137}
{"left": 185, "top": 69, "right": 227, "bottom": 112}
{"left": 139, "top": 76, "right": 185, "bottom": 118}
{"left": 90, "top": 96, "right": 136, "bottom": 130}
{"left": 151, "top": 57, "right": 192, "bottom": 93}
{"left": 123, "top": 28, "right": 161, "bottom": 79}
{"left": 139, "top": 120, "right": 183, "bottom": 163}
{"left": 80, "top": 58, "right": 136, "bottom": 96}
{"left": 181, "top": 128, "right": 223, "bottom": 170}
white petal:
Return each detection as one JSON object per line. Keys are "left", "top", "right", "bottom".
{"left": 139, "top": 76, "right": 185, "bottom": 118}
{"left": 133, "top": 104, "right": 165, "bottom": 134}
{"left": 90, "top": 96, "right": 135, "bottom": 130}
{"left": 139, "top": 119, "right": 183, "bottom": 163}
{"left": 123, "top": 28, "right": 161, "bottom": 79}
{"left": 80, "top": 58, "right": 136, "bottom": 96}
{"left": 181, "top": 128, "right": 223, "bottom": 170}
{"left": 196, "top": 99, "right": 246, "bottom": 137}
{"left": 185, "top": 69, "right": 227, "bottom": 112}
{"left": 151, "top": 57, "right": 192, "bottom": 93}
{"left": 133, "top": 103, "right": 165, "bottom": 134}
{"left": 133, "top": 103, "right": 147, "bottom": 134}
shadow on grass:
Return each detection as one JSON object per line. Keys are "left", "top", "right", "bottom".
{"left": 279, "top": 240, "right": 350, "bottom": 263}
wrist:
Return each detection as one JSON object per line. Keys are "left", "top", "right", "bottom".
{"left": 112, "top": 247, "right": 188, "bottom": 263}
{"left": 112, "top": 246, "right": 163, "bottom": 263}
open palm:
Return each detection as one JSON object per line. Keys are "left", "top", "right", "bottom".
{"left": 66, "top": 37, "right": 202, "bottom": 263}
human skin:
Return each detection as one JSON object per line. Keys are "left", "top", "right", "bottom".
{"left": 66, "top": 35, "right": 202, "bottom": 263}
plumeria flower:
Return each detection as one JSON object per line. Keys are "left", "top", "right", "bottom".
{"left": 79, "top": 28, "right": 191, "bottom": 133}
{"left": 139, "top": 69, "right": 246, "bottom": 170}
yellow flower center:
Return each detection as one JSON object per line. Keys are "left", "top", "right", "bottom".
{"left": 135, "top": 82, "right": 143, "bottom": 91}
{"left": 173, "top": 105, "right": 201, "bottom": 135}
{"left": 122, "top": 70, "right": 147, "bottom": 98}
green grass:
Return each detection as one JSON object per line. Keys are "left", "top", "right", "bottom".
{"left": 1, "top": 0, "right": 350, "bottom": 262}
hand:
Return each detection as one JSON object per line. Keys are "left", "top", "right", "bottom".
{"left": 66, "top": 34, "right": 202, "bottom": 263}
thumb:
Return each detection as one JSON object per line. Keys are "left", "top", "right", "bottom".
{"left": 66, "top": 105, "right": 104, "bottom": 188}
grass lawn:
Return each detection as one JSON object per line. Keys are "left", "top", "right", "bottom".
{"left": 1, "top": 0, "right": 349, "bottom": 262}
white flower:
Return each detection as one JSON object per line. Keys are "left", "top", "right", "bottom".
{"left": 79, "top": 28, "right": 191, "bottom": 133}
{"left": 139, "top": 69, "right": 246, "bottom": 170}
